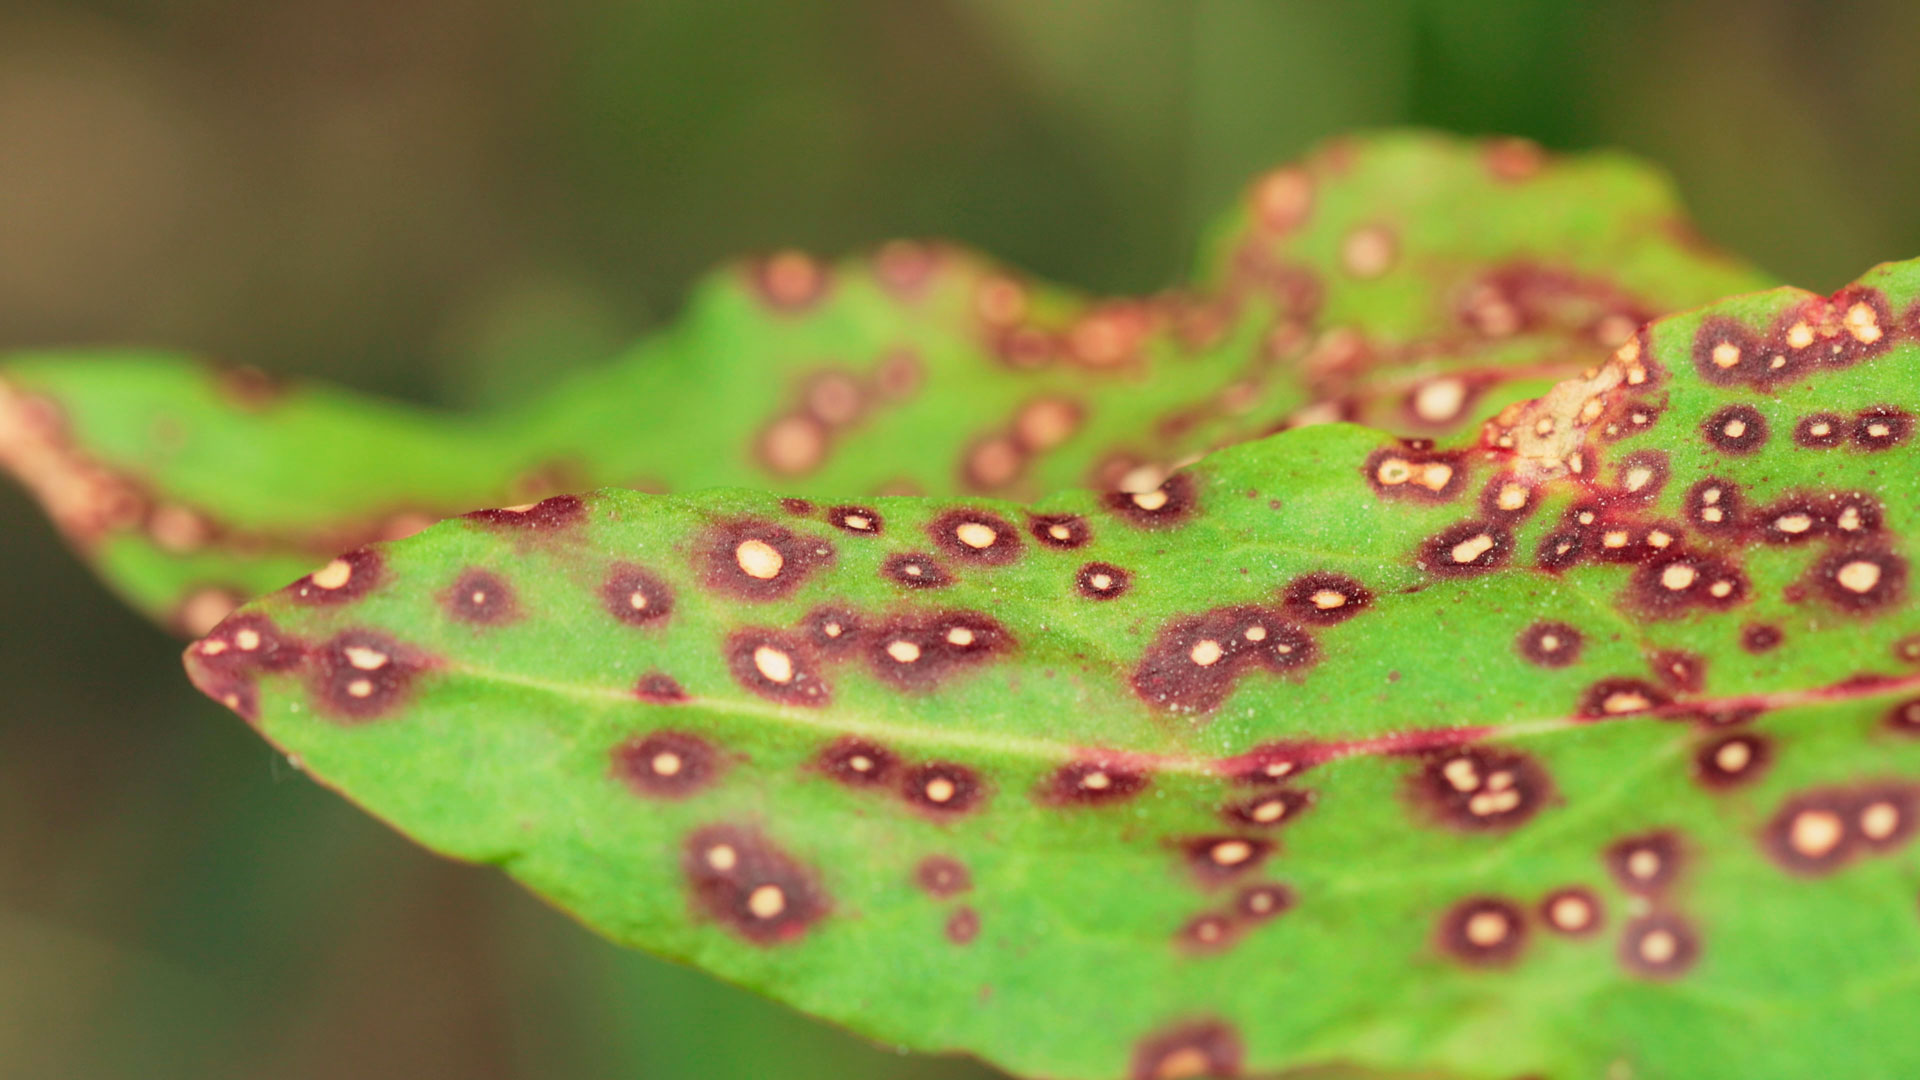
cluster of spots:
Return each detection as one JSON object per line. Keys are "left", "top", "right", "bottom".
{"left": 1690, "top": 287, "right": 1894, "bottom": 390}
{"left": 1762, "top": 782, "right": 1919, "bottom": 876}
{"left": 1129, "top": 1020, "right": 1243, "bottom": 1080}
{"left": 1576, "top": 678, "right": 1673, "bottom": 721}
{"left": 1104, "top": 473, "right": 1199, "bottom": 530}
{"left": 973, "top": 269, "right": 1158, "bottom": 372}
{"left": 912, "top": 856, "right": 979, "bottom": 945}
{"left": 865, "top": 610, "right": 1014, "bottom": 691}
{"left": 1364, "top": 444, "right": 1469, "bottom": 503}
{"left": 1411, "top": 745, "right": 1552, "bottom": 831}
{"left": 445, "top": 568, "right": 517, "bottom": 626}
{"left": 701, "top": 519, "right": 834, "bottom": 600}
{"left": 1131, "top": 605, "right": 1318, "bottom": 714}
{"left": 187, "top": 614, "right": 308, "bottom": 720}
{"left": 290, "top": 548, "right": 383, "bottom": 606}
{"left": 463, "top": 494, "right": 586, "bottom": 531}
{"left": 1601, "top": 830, "right": 1701, "bottom": 979}
{"left": 613, "top": 731, "right": 724, "bottom": 799}
{"left": 313, "top": 630, "right": 423, "bottom": 721}
{"left": 1454, "top": 263, "right": 1651, "bottom": 349}
{"left": 683, "top": 825, "right": 826, "bottom": 945}
{"left": 755, "top": 355, "right": 923, "bottom": 476}
{"left": 1178, "top": 882, "right": 1295, "bottom": 954}
{"left": 962, "top": 396, "right": 1086, "bottom": 492}
{"left": 814, "top": 737, "right": 989, "bottom": 817}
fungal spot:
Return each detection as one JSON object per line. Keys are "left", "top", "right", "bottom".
{"left": 1047, "top": 760, "right": 1151, "bottom": 806}
{"left": 1105, "top": 473, "right": 1197, "bottom": 529}
{"left": 1028, "top": 512, "right": 1092, "bottom": 549}
{"left": 1808, "top": 548, "right": 1907, "bottom": 612}
{"left": 1794, "top": 413, "right": 1847, "bottom": 448}
{"left": 865, "top": 611, "right": 1012, "bottom": 691}
{"left": 818, "top": 736, "right": 897, "bottom": 788}
{"left": 1764, "top": 790, "right": 1854, "bottom": 875}
{"left": 1237, "top": 883, "right": 1293, "bottom": 922}
{"left": 1536, "top": 529, "right": 1586, "bottom": 571}
{"left": 1438, "top": 896, "right": 1527, "bottom": 967}
{"left": 1414, "top": 746, "right": 1551, "bottom": 831}
{"left": 614, "top": 731, "right": 723, "bottom": 799}
{"left": 1684, "top": 478, "right": 1744, "bottom": 534}
{"left": 292, "top": 548, "right": 382, "bottom": 606}
{"left": 1607, "top": 832, "right": 1681, "bottom": 894}
{"left": 946, "top": 907, "right": 981, "bottom": 945}
{"left": 446, "top": 568, "right": 517, "bottom": 625}
{"left": 903, "top": 761, "right": 986, "bottom": 815}
{"left": 1419, "top": 521, "right": 1512, "bottom": 577}
{"left": 1627, "top": 554, "right": 1748, "bottom": 616}
{"left": 1280, "top": 572, "right": 1373, "bottom": 625}
{"left": 1183, "top": 836, "right": 1272, "bottom": 885}
{"left": 1539, "top": 887, "right": 1603, "bottom": 936}
{"left": 702, "top": 520, "right": 833, "bottom": 600}
{"left": 1852, "top": 405, "right": 1913, "bottom": 451}
{"left": 1619, "top": 913, "right": 1699, "bottom": 979}
{"left": 929, "top": 508, "right": 1022, "bottom": 565}
{"left": 726, "top": 630, "right": 828, "bottom": 706}
{"left": 634, "top": 672, "right": 688, "bottom": 704}
{"left": 1341, "top": 223, "right": 1397, "bottom": 278}
{"left": 914, "top": 856, "right": 971, "bottom": 898}
{"left": 881, "top": 552, "right": 954, "bottom": 589}
{"left": 1130, "top": 1021, "right": 1243, "bottom": 1080}
{"left": 601, "top": 564, "right": 674, "bottom": 626}
{"left": 1650, "top": 651, "right": 1706, "bottom": 694}
{"left": 463, "top": 494, "right": 587, "bottom": 531}
{"left": 192, "top": 614, "right": 305, "bottom": 676}
{"left": 1076, "top": 561, "right": 1132, "bottom": 599}
{"left": 1740, "top": 625, "right": 1782, "bottom": 653}
{"left": 684, "top": 825, "right": 825, "bottom": 945}
{"left": 1409, "top": 376, "right": 1473, "bottom": 426}
{"left": 1887, "top": 698, "right": 1920, "bottom": 736}
{"left": 1132, "top": 606, "right": 1317, "bottom": 714}
{"left": 1479, "top": 474, "right": 1536, "bottom": 520}
{"left": 827, "top": 505, "right": 883, "bottom": 535}
{"left": 1517, "top": 621, "right": 1583, "bottom": 668}
{"left": 1364, "top": 446, "right": 1468, "bottom": 503}
{"left": 1702, "top": 404, "right": 1768, "bottom": 454}
{"left": 1578, "top": 678, "right": 1671, "bottom": 719}
{"left": 1693, "top": 318, "right": 1766, "bottom": 385}
{"left": 315, "top": 631, "right": 417, "bottom": 720}
{"left": 1614, "top": 450, "right": 1669, "bottom": 503}
{"left": 1179, "top": 913, "right": 1238, "bottom": 953}
{"left": 1225, "top": 789, "right": 1313, "bottom": 829}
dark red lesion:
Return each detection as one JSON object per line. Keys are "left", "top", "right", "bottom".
{"left": 880, "top": 552, "right": 954, "bottom": 589}
{"left": 1278, "top": 572, "right": 1373, "bottom": 625}
{"left": 1179, "top": 836, "right": 1272, "bottom": 886}
{"left": 724, "top": 629, "right": 830, "bottom": 706}
{"left": 1684, "top": 477, "right": 1745, "bottom": 534}
{"left": 633, "top": 672, "right": 688, "bottom": 703}
{"left": 290, "top": 547, "right": 384, "bottom": 606}
{"left": 600, "top": 563, "right": 675, "bottom": 626}
{"left": 945, "top": 906, "right": 981, "bottom": 945}
{"left": 901, "top": 761, "right": 987, "bottom": 816}
{"left": 445, "top": 568, "right": 517, "bottom": 626}
{"left": 1740, "top": 625, "right": 1782, "bottom": 653}
{"left": 1363, "top": 444, "right": 1469, "bottom": 503}
{"left": 864, "top": 610, "right": 1013, "bottom": 691}
{"left": 826, "top": 504, "right": 883, "bottom": 535}
{"left": 1804, "top": 547, "right": 1908, "bottom": 612}
{"left": 914, "top": 856, "right": 971, "bottom": 898}
{"left": 1611, "top": 449, "right": 1670, "bottom": 505}
{"left": 612, "top": 730, "right": 724, "bottom": 799}
{"left": 1763, "top": 783, "right": 1919, "bottom": 875}
{"left": 700, "top": 518, "right": 835, "bottom": 601}
{"left": 799, "top": 606, "right": 864, "bottom": 652}
{"left": 815, "top": 736, "right": 898, "bottom": 788}
{"left": 1577, "top": 678, "right": 1673, "bottom": 720}
{"left": 1410, "top": 746, "right": 1552, "bottom": 831}
{"left": 1515, "top": 621, "right": 1583, "bottom": 668}
{"left": 1537, "top": 886, "right": 1605, "bottom": 937}
{"left": 1044, "top": 759, "right": 1153, "bottom": 806}
{"left": 1618, "top": 911, "right": 1700, "bottom": 979}
{"left": 1027, "top": 512, "right": 1093, "bottom": 548}
{"left": 1075, "top": 561, "right": 1131, "bottom": 599}
{"left": 1649, "top": 651, "right": 1707, "bottom": 693}
{"left": 1436, "top": 896, "right": 1528, "bottom": 968}
{"left": 313, "top": 629, "right": 423, "bottom": 721}
{"left": 1887, "top": 698, "right": 1920, "bottom": 736}
{"left": 1701, "top": 403, "right": 1769, "bottom": 454}
{"left": 1129, "top": 1020, "right": 1243, "bottom": 1080}
{"left": 1104, "top": 472, "right": 1198, "bottom": 529}
{"left": 683, "top": 824, "right": 828, "bottom": 945}
{"left": 1695, "top": 733, "right": 1770, "bottom": 789}
{"left": 1131, "top": 606, "right": 1317, "bottom": 715}
{"left": 927, "top": 508, "right": 1024, "bottom": 565}
{"left": 1793, "top": 412, "right": 1848, "bottom": 448}
{"left": 463, "top": 494, "right": 587, "bottom": 530}
{"left": 1418, "top": 520, "right": 1514, "bottom": 578}
{"left": 1606, "top": 831, "right": 1683, "bottom": 895}
{"left": 1222, "top": 789, "right": 1313, "bottom": 830}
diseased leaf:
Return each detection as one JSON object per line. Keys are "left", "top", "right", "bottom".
{"left": 0, "top": 131, "right": 1769, "bottom": 632}
{"left": 187, "top": 258, "right": 1920, "bottom": 1079}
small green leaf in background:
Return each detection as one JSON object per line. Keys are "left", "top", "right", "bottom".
{"left": 186, "top": 256, "right": 1920, "bottom": 1079}
{"left": 0, "top": 131, "right": 1770, "bottom": 634}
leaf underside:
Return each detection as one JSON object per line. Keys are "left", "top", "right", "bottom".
{"left": 187, "top": 257, "right": 1920, "bottom": 1080}
{"left": 0, "top": 131, "right": 1769, "bottom": 633}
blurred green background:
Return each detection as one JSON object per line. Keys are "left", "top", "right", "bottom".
{"left": 6, "top": 2, "right": 1920, "bottom": 1077}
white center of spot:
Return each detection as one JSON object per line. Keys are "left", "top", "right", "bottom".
{"left": 886, "top": 640, "right": 922, "bottom": 664}
{"left": 1209, "top": 840, "right": 1253, "bottom": 866}
{"left": 651, "top": 752, "right": 683, "bottom": 777}
{"left": 1451, "top": 533, "right": 1495, "bottom": 564}
{"left": 235, "top": 629, "right": 262, "bottom": 652}
{"left": 1190, "top": 640, "right": 1224, "bottom": 667}
{"left": 706, "top": 844, "right": 738, "bottom": 871}
{"left": 1414, "top": 378, "right": 1467, "bottom": 422}
{"left": 343, "top": 645, "right": 390, "bottom": 671}
{"left": 747, "top": 884, "right": 787, "bottom": 920}
{"left": 924, "top": 777, "right": 957, "bottom": 804}
{"left": 311, "top": 559, "right": 353, "bottom": 590}
{"left": 946, "top": 627, "right": 976, "bottom": 647}
{"left": 735, "top": 539, "right": 784, "bottom": 580}
{"left": 753, "top": 646, "right": 795, "bottom": 684}
{"left": 1710, "top": 342, "right": 1741, "bottom": 368}
{"left": 1790, "top": 809, "right": 1844, "bottom": 858}
{"left": 1465, "top": 911, "right": 1510, "bottom": 947}
{"left": 955, "top": 522, "right": 997, "bottom": 549}
{"left": 1660, "top": 563, "right": 1697, "bottom": 591}
{"left": 1837, "top": 560, "right": 1883, "bottom": 594}
{"left": 1311, "top": 589, "right": 1346, "bottom": 610}
{"left": 1132, "top": 489, "right": 1171, "bottom": 512}
{"left": 1861, "top": 801, "right": 1901, "bottom": 841}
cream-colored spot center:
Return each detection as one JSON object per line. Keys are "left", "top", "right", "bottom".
{"left": 1604, "top": 690, "right": 1652, "bottom": 714}
{"left": 1451, "top": 533, "right": 1495, "bottom": 564}
{"left": 947, "top": 627, "right": 976, "bottom": 647}
{"left": 1189, "top": 639, "right": 1224, "bottom": 667}
{"left": 1639, "top": 929, "right": 1678, "bottom": 965}
{"left": 1311, "top": 589, "right": 1347, "bottom": 610}
{"left": 747, "top": 884, "right": 787, "bottom": 920}
{"left": 1660, "top": 563, "right": 1697, "bottom": 591}
{"left": 311, "top": 559, "right": 353, "bottom": 590}
{"left": 955, "top": 522, "right": 997, "bottom": 549}
{"left": 753, "top": 646, "right": 796, "bottom": 684}
{"left": 651, "top": 752, "right": 683, "bottom": 777}
{"left": 1787, "top": 322, "right": 1815, "bottom": 349}
{"left": 843, "top": 514, "right": 872, "bottom": 531}
{"left": 1714, "top": 741, "right": 1752, "bottom": 773}
{"left": 1089, "top": 572, "right": 1115, "bottom": 590}
{"left": 1790, "top": 809, "right": 1845, "bottom": 858}
{"left": 1837, "top": 560, "right": 1883, "bottom": 594}
{"left": 1710, "top": 341, "right": 1741, "bottom": 368}
{"left": 1860, "top": 801, "right": 1901, "bottom": 841}
{"left": 1243, "top": 626, "right": 1268, "bottom": 642}
{"left": 736, "top": 539, "right": 784, "bottom": 580}
{"left": 1375, "top": 457, "right": 1413, "bottom": 486}
{"left": 234, "top": 628, "right": 262, "bottom": 652}
{"left": 886, "top": 640, "right": 922, "bottom": 664}
{"left": 1047, "top": 523, "right": 1072, "bottom": 541}
{"left": 1080, "top": 771, "right": 1112, "bottom": 791}
{"left": 1550, "top": 895, "right": 1593, "bottom": 931}
{"left": 1209, "top": 840, "right": 1253, "bottom": 866}
{"left": 706, "top": 845, "right": 739, "bottom": 871}
{"left": 1131, "top": 489, "right": 1171, "bottom": 512}
{"left": 343, "top": 645, "right": 390, "bottom": 671}
{"left": 1251, "top": 798, "right": 1288, "bottom": 824}
{"left": 1496, "top": 483, "right": 1529, "bottom": 511}
{"left": 847, "top": 754, "right": 874, "bottom": 773}
{"left": 346, "top": 678, "right": 374, "bottom": 699}
{"left": 1626, "top": 849, "right": 1662, "bottom": 881}
{"left": 1442, "top": 757, "right": 1480, "bottom": 792}
{"left": 1721, "top": 418, "right": 1748, "bottom": 439}
{"left": 924, "top": 777, "right": 957, "bottom": 804}
{"left": 1465, "top": 910, "right": 1510, "bottom": 947}
{"left": 1413, "top": 378, "right": 1467, "bottom": 422}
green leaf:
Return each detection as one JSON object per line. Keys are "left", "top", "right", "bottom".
{"left": 0, "top": 131, "right": 1769, "bottom": 632}
{"left": 186, "top": 256, "right": 1920, "bottom": 1079}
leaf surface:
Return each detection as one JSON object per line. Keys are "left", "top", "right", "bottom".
{"left": 1, "top": 131, "right": 1769, "bottom": 631}
{"left": 187, "top": 258, "right": 1920, "bottom": 1079}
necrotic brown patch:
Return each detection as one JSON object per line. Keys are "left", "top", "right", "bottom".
{"left": 313, "top": 630, "right": 419, "bottom": 721}
{"left": 1619, "top": 912, "right": 1699, "bottom": 979}
{"left": 291, "top": 547, "right": 383, "bottom": 606}
{"left": 865, "top": 611, "right": 1013, "bottom": 692}
{"left": 1412, "top": 746, "right": 1552, "bottom": 831}
{"left": 1224, "top": 789, "right": 1314, "bottom": 830}
{"left": 683, "top": 824, "right": 827, "bottom": 945}
{"left": 463, "top": 494, "right": 587, "bottom": 530}
{"left": 1606, "top": 831, "right": 1682, "bottom": 894}
{"left": 446, "top": 568, "right": 517, "bottom": 625}
{"left": 1131, "top": 606, "right": 1317, "bottom": 714}
{"left": 1702, "top": 404, "right": 1768, "bottom": 454}
{"left": 601, "top": 564, "right": 674, "bottom": 626}
{"left": 700, "top": 519, "right": 834, "bottom": 601}
{"left": 1852, "top": 405, "right": 1913, "bottom": 451}
{"left": 1105, "top": 473, "right": 1197, "bottom": 529}
{"left": 1028, "top": 512, "right": 1092, "bottom": 549}
{"left": 1539, "top": 887, "right": 1604, "bottom": 937}
{"left": 827, "top": 504, "right": 883, "bottom": 535}
{"left": 725, "top": 629, "right": 829, "bottom": 706}
{"left": 1695, "top": 733, "right": 1770, "bottom": 789}
{"left": 1076, "top": 561, "right": 1131, "bottom": 599}
{"left": 1437, "top": 896, "right": 1527, "bottom": 967}
{"left": 1045, "top": 760, "right": 1152, "bottom": 806}
{"left": 613, "top": 731, "right": 723, "bottom": 799}
{"left": 816, "top": 736, "right": 897, "bottom": 788}
{"left": 881, "top": 552, "right": 953, "bottom": 589}
{"left": 1130, "top": 1021, "right": 1243, "bottom": 1080}
{"left": 1419, "top": 521, "right": 1513, "bottom": 577}
{"left": 1516, "top": 621, "right": 1583, "bottom": 668}
{"left": 1280, "top": 572, "right": 1372, "bottom": 625}
{"left": 1794, "top": 412, "right": 1847, "bottom": 448}
{"left": 914, "top": 856, "right": 972, "bottom": 898}
{"left": 902, "top": 761, "right": 986, "bottom": 815}
{"left": 1807, "top": 548, "right": 1908, "bottom": 612}
{"left": 928, "top": 508, "right": 1023, "bottom": 565}
{"left": 634, "top": 672, "right": 688, "bottom": 704}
